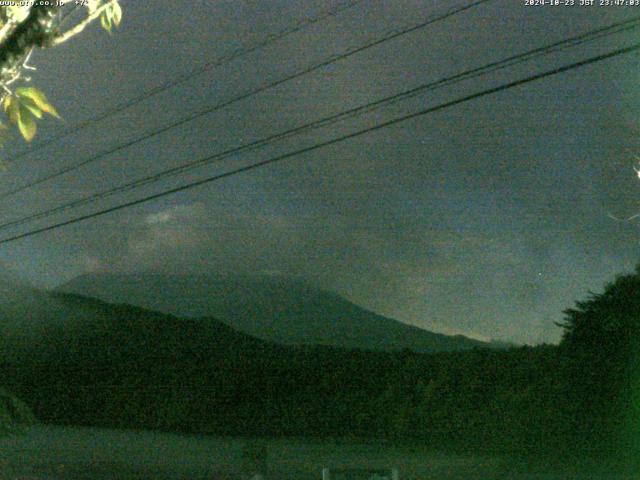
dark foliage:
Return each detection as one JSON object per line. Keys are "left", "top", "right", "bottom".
{"left": 1, "top": 270, "right": 639, "bottom": 464}
{"left": 557, "top": 265, "right": 640, "bottom": 459}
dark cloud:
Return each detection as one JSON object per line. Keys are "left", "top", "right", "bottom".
{"left": 0, "top": 1, "right": 637, "bottom": 344}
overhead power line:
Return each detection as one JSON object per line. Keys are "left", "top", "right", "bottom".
{"left": 6, "top": 0, "right": 366, "bottom": 162}
{"left": 1, "top": 17, "right": 638, "bottom": 232}
{"left": 0, "top": 0, "right": 491, "bottom": 200}
{"left": 0, "top": 40, "right": 637, "bottom": 246}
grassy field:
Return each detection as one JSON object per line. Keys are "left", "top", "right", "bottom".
{"left": 0, "top": 426, "right": 635, "bottom": 479}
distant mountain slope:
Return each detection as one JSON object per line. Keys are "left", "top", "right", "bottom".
{"left": 0, "top": 278, "right": 561, "bottom": 450}
{"left": 0, "top": 289, "right": 291, "bottom": 432}
{"left": 57, "top": 272, "right": 489, "bottom": 352}
{"left": 0, "top": 289, "right": 434, "bottom": 436}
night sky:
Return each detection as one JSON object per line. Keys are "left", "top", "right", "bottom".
{"left": 0, "top": 0, "right": 637, "bottom": 345}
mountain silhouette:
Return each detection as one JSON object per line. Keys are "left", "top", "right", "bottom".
{"left": 58, "top": 272, "right": 489, "bottom": 352}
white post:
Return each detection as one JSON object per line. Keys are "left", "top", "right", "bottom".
{"left": 322, "top": 468, "right": 331, "bottom": 480}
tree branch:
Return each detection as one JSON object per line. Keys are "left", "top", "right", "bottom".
{"left": 0, "top": 20, "right": 16, "bottom": 46}
{"left": 0, "top": 4, "right": 60, "bottom": 82}
{"left": 52, "top": 2, "right": 112, "bottom": 46}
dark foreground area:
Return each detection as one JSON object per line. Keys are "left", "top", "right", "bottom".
{"left": 4, "top": 267, "right": 640, "bottom": 477}
{"left": 0, "top": 425, "right": 635, "bottom": 480}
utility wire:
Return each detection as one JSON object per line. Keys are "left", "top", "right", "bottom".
{"left": 0, "top": 0, "right": 491, "bottom": 201}
{"left": 1, "top": 17, "right": 638, "bottom": 232}
{"left": 0, "top": 40, "right": 637, "bottom": 246}
{"left": 6, "top": 0, "right": 366, "bottom": 163}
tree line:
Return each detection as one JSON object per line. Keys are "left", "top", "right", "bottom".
{"left": 1, "top": 266, "right": 639, "bottom": 467}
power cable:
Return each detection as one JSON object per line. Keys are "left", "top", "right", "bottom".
{"left": 6, "top": 0, "right": 366, "bottom": 162}
{"left": 0, "top": 0, "right": 491, "bottom": 200}
{"left": 0, "top": 40, "right": 636, "bottom": 245}
{"left": 0, "top": 17, "right": 637, "bottom": 232}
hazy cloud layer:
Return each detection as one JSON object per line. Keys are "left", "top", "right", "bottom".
{"left": 0, "top": 1, "right": 637, "bottom": 344}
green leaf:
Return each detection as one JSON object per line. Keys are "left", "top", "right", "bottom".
{"left": 101, "top": 10, "right": 112, "bottom": 32}
{"left": 19, "top": 98, "right": 43, "bottom": 119}
{"left": 17, "top": 105, "right": 36, "bottom": 142}
{"left": 2, "top": 87, "right": 60, "bottom": 143}
{"left": 15, "top": 87, "right": 59, "bottom": 119}
{"left": 100, "top": 1, "right": 123, "bottom": 33}
{"left": 3, "top": 95, "right": 20, "bottom": 125}
{"left": 111, "top": 1, "right": 122, "bottom": 27}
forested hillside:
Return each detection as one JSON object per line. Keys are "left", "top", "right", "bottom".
{"left": 1, "top": 293, "right": 561, "bottom": 451}
{"left": 3, "top": 265, "right": 640, "bottom": 467}
{"left": 0, "top": 387, "right": 35, "bottom": 434}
